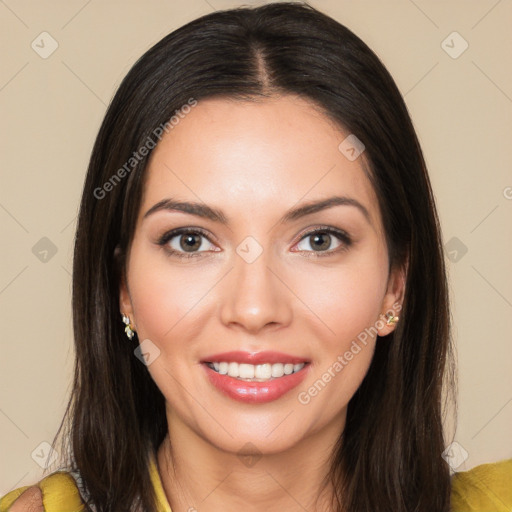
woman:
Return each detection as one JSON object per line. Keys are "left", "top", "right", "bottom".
{"left": 2, "top": 2, "right": 510, "bottom": 511}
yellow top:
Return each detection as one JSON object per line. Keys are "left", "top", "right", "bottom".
{"left": 0, "top": 452, "right": 171, "bottom": 512}
{"left": 1, "top": 456, "right": 511, "bottom": 511}
{"left": 450, "top": 458, "right": 512, "bottom": 512}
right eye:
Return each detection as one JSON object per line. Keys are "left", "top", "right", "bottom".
{"left": 157, "top": 228, "right": 219, "bottom": 259}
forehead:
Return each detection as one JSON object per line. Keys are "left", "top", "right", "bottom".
{"left": 139, "top": 95, "right": 380, "bottom": 229}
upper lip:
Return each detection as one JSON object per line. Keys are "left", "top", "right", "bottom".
{"left": 201, "top": 351, "right": 310, "bottom": 365}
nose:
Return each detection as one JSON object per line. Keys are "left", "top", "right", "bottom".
{"left": 219, "top": 248, "right": 293, "bottom": 334}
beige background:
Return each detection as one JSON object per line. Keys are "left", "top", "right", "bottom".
{"left": 1, "top": 0, "right": 511, "bottom": 494}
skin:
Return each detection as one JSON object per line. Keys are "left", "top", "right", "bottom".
{"left": 8, "top": 486, "right": 43, "bottom": 511}
{"left": 119, "top": 95, "right": 405, "bottom": 512}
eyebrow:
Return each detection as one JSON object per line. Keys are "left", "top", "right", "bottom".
{"left": 143, "top": 195, "right": 371, "bottom": 225}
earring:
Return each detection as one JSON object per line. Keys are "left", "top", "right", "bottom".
{"left": 385, "top": 312, "right": 399, "bottom": 326}
{"left": 122, "top": 313, "right": 135, "bottom": 340}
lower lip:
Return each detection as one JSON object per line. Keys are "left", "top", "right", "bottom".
{"left": 202, "top": 363, "right": 310, "bottom": 404}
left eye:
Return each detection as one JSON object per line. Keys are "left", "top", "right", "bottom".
{"left": 295, "top": 229, "right": 350, "bottom": 253}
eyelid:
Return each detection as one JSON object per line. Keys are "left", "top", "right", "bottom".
{"left": 295, "top": 225, "right": 351, "bottom": 243}
{"left": 156, "top": 226, "right": 214, "bottom": 245}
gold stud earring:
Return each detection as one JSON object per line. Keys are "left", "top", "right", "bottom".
{"left": 385, "top": 312, "right": 399, "bottom": 326}
{"left": 122, "top": 313, "right": 135, "bottom": 340}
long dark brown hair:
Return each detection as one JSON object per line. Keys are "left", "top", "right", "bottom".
{"left": 52, "top": 2, "right": 456, "bottom": 511}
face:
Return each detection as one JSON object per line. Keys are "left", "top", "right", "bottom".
{"left": 119, "top": 95, "right": 404, "bottom": 455}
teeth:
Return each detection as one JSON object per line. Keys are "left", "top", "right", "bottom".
{"left": 255, "top": 363, "right": 271, "bottom": 379}
{"left": 239, "top": 363, "right": 255, "bottom": 379}
{"left": 228, "top": 362, "right": 238, "bottom": 377}
{"left": 207, "top": 361, "right": 306, "bottom": 381}
{"left": 271, "top": 363, "right": 284, "bottom": 377}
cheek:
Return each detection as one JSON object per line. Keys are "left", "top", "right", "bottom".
{"left": 128, "top": 246, "right": 217, "bottom": 341}
{"left": 126, "top": 247, "right": 217, "bottom": 401}
{"left": 295, "top": 255, "right": 388, "bottom": 344}
{"left": 289, "top": 251, "right": 388, "bottom": 396}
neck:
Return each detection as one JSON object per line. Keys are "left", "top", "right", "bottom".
{"left": 157, "top": 412, "right": 345, "bottom": 512}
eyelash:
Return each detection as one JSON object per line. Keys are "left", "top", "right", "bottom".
{"left": 156, "top": 226, "right": 352, "bottom": 260}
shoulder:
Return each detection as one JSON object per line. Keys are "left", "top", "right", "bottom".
{"left": 450, "top": 458, "right": 512, "bottom": 511}
{"left": 0, "top": 471, "right": 86, "bottom": 512}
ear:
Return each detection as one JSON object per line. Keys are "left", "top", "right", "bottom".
{"left": 377, "top": 259, "right": 407, "bottom": 337}
{"left": 116, "top": 245, "right": 136, "bottom": 330}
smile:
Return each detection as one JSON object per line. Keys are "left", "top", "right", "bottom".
{"left": 206, "top": 361, "right": 306, "bottom": 382}
{"left": 202, "top": 361, "right": 310, "bottom": 403}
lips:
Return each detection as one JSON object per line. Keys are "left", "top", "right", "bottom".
{"left": 201, "top": 350, "right": 310, "bottom": 365}
{"left": 200, "top": 351, "right": 311, "bottom": 403}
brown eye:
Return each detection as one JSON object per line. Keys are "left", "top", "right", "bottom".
{"left": 295, "top": 227, "right": 352, "bottom": 256}
{"left": 157, "top": 228, "right": 217, "bottom": 258}
{"left": 297, "top": 231, "right": 338, "bottom": 252}
{"left": 308, "top": 232, "right": 332, "bottom": 251}
{"left": 179, "top": 233, "right": 203, "bottom": 252}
